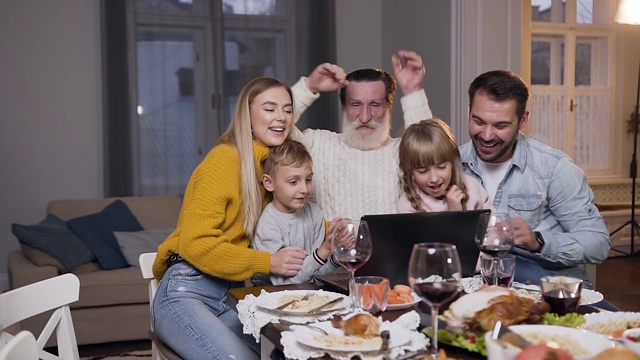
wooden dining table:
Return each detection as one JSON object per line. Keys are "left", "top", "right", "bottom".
{"left": 229, "top": 283, "right": 606, "bottom": 360}
{"left": 229, "top": 282, "right": 472, "bottom": 360}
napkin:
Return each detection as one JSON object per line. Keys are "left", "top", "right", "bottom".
{"left": 280, "top": 311, "right": 430, "bottom": 360}
{"left": 236, "top": 289, "right": 351, "bottom": 342}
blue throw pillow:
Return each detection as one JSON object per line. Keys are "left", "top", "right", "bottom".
{"left": 67, "top": 200, "right": 143, "bottom": 270}
{"left": 12, "top": 214, "right": 96, "bottom": 270}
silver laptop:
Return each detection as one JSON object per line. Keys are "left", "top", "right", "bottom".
{"left": 315, "top": 209, "right": 490, "bottom": 291}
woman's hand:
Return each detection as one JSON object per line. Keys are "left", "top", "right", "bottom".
{"left": 270, "top": 246, "right": 306, "bottom": 276}
{"left": 305, "top": 63, "right": 349, "bottom": 94}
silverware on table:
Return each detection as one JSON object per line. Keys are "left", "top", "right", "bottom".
{"left": 277, "top": 319, "right": 328, "bottom": 335}
{"left": 491, "top": 320, "right": 532, "bottom": 349}
{"left": 274, "top": 291, "right": 312, "bottom": 311}
{"left": 308, "top": 297, "right": 344, "bottom": 315}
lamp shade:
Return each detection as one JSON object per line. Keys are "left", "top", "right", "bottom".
{"left": 615, "top": 0, "right": 640, "bottom": 25}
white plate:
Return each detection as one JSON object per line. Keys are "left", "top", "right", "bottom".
{"left": 254, "top": 290, "right": 349, "bottom": 315}
{"left": 580, "top": 288, "right": 605, "bottom": 305}
{"left": 293, "top": 319, "right": 412, "bottom": 352}
{"left": 386, "top": 292, "right": 421, "bottom": 311}
{"left": 580, "top": 312, "right": 640, "bottom": 339}
{"left": 485, "top": 324, "right": 614, "bottom": 360}
{"left": 512, "top": 284, "right": 604, "bottom": 306}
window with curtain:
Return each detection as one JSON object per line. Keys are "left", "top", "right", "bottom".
{"left": 527, "top": 0, "right": 616, "bottom": 175}
{"left": 102, "top": 0, "right": 337, "bottom": 196}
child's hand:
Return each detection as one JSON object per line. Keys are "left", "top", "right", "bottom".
{"left": 446, "top": 185, "right": 464, "bottom": 211}
{"left": 323, "top": 217, "right": 344, "bottom": 252}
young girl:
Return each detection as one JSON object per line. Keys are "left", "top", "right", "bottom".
{"left": 397, "top": 118, "right": 493, "bottom": 213}
{"left": 152, "top": 77, "right": 308, "bottom": 359}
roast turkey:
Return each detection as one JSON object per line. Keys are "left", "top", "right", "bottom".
{"left": 331, "top": 313, "right": 380, "bottom": 338}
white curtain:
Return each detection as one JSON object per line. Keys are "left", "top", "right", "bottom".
{"left": 530, "top": 85, "right": 611, "bottom": 171}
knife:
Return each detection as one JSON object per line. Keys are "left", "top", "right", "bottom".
{"left": 274, "top": 299, "right": 299, "bottom": 311}
{"left": 491, "top": 321, "right": 532, "bottom": 349}
{"left": 308, "top": 297, "right": 344, "bottom": 315}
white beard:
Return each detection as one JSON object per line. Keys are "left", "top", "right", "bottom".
{"left": 341, "top": 111, "right": 391, "bottom": 150}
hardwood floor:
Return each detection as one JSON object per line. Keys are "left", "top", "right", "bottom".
{"left": 78, "top": 340, "right": 151, "bottom": 358}
{"left": 596, "top": 254, "right": 640, "bottom": 312}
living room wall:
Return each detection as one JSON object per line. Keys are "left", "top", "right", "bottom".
{"left": 0, "top": 0, "right": 103, "bottom": 289}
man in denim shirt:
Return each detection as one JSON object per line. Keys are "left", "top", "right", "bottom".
{"left": 459, "top": 70, "right": 610, "bottom": 290}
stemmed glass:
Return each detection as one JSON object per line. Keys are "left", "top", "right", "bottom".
{"left": 408, "top": 243, "right": 461, "bottom": 359}
{"left": 475, "top": 212, "right": 515, "bottom": 286}
{"left": 331, "top": 219, "right": 372, "bottom": 310}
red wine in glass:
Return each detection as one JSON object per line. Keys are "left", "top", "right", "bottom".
{"left": 482, "top": 271, "right": 513, "bottom": 287}
{"left": 342, "top": 255, "right": 368, "bottom": 272}
{"left": 542, "top": 288, "right": 581, "bottom": 315}
{"left": 479, "top": 244, "right": 511, "bottom": 258}
{"left": 331, "top": 220, "right": 372, "bottom": 310}
{"left": 412, "top": 279, "right": 460, "bottom": 304}
{"left": 408, "top": 243, "right": 461, "bottom": 359}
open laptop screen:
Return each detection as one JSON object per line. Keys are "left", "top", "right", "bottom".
{"left": 316, "top": 209, "right": 489, "bottom": 291}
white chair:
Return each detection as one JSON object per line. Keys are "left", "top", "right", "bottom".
{"left": 0, "top": 273, "right": 80, "bottom": 360}
{"left": 139, "top": 252, "right": 182, "bottom": 360}
{"left": 0, "top": 330, "right": 38, "bottom": 360}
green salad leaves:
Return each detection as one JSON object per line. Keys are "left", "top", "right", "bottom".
{"left": 421, "top": 313, "right": 586, "bottom": 356}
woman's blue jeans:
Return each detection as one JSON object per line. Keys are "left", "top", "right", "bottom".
{"left": 152, "top": 261, "right": 260, "bottom": 359}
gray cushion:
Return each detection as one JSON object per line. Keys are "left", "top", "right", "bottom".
{"left": 114, "top": 228, "right": 174, "bottom": 267}
{"left": 11, "top": 214, "right": 95, "bottom": 270}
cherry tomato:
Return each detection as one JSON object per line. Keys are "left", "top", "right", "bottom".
{"left": 464, "top": 335, "right": 476, "bottom": 344}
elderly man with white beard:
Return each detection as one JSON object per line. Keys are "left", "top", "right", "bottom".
{"left": 290, "top": 50, "right": 433, "bottom": 221}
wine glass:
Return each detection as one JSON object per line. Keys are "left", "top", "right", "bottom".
{"left": 475, "top": 212, "right": 515, "bottom": 286}
{"left": 331, "top": 219, "right": 372, "bottom": 310}
{"left": 408, "top": 243, "right": 461, "bottom": 359}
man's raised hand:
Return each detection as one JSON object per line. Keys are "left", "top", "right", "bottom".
{"left": 305, "top": 63, "right": 349, "bottom": 93}
{"left": 391, "top": 50, "right": 426, "bottom": 95}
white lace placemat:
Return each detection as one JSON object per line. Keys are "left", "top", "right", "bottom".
{"left": 460, "top": 276, "right": 483, "bottom": 293}
{"left": 236, "top": 289, "right": 352, "bottom": 342}
{"left": 280, "top": 311, "right": 429, "bottom": 360}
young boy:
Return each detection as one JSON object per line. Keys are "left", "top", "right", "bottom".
{"left": 252, "top": 139, "right": 342, "bottom": 285}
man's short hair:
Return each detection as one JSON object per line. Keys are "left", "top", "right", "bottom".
{"left": 339, "top": 68, "right": 397, "bottom": 107}
{"left": 468, "top": 70, "right": 529, "bottom": 120}
{"left": 263, "top": 139, "right": 312, "bottom": 176}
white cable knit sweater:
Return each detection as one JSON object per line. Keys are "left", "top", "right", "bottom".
{"left": 290, "top": 77, "right": 433, "bottom": 221}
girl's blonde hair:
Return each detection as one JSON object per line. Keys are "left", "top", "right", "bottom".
{"left": 398, "top": 118, "right": 469, "bottom": 212}
{"left": 217, "top": 77, "right": 293, "bottom": 237}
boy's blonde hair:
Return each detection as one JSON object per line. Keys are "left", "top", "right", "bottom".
{"left": 217, "top": 77, "right": 293, "bottom": 237}
{"left": 264, "top": 139, "right": 313, "bottom": 177}
{"left": 398, "top": 118, "right": 469, "bottom": 212}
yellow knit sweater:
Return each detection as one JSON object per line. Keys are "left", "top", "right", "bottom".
{"left": 152, "top": 141, "right": 272, "bottom": 281}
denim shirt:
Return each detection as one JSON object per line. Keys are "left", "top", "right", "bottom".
{"left": 459, "top": 134, "right": 610, "bottom": 281}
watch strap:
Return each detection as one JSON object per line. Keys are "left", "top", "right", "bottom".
{"left": 533, "top": 231, "right": 545, "bottom": 252}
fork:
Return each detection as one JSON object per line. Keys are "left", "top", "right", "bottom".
{"left": 278, "top": 319, "right": 328, "bottom": 335}
{"left": 275, "top": 292, "right": 312, "bottom": 311}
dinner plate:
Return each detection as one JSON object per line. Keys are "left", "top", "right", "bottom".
{"left": 512, "top": 284, "right": 604, "bottom": 306}
{"left": 386, "top": 292, "right": 421, "bottom": 311}
{"left": 485, "top": 324, "right": 614, "bottom": 360}
{"left": 293, "top": 319, "right": 412, "bottom": 352}
{"left": 254, "top": 289, "right": 349, "bottom": 315}
{"left": 580, "top": 311, "right": 640, "bottom": 339}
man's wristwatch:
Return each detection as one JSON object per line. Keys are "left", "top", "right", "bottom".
{"left": 533, "top": 231, "right": 545, "bottom": 252}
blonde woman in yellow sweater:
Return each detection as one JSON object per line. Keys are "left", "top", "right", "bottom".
{"left": 150, "top": 76, "right": 346, "bottom": 359}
